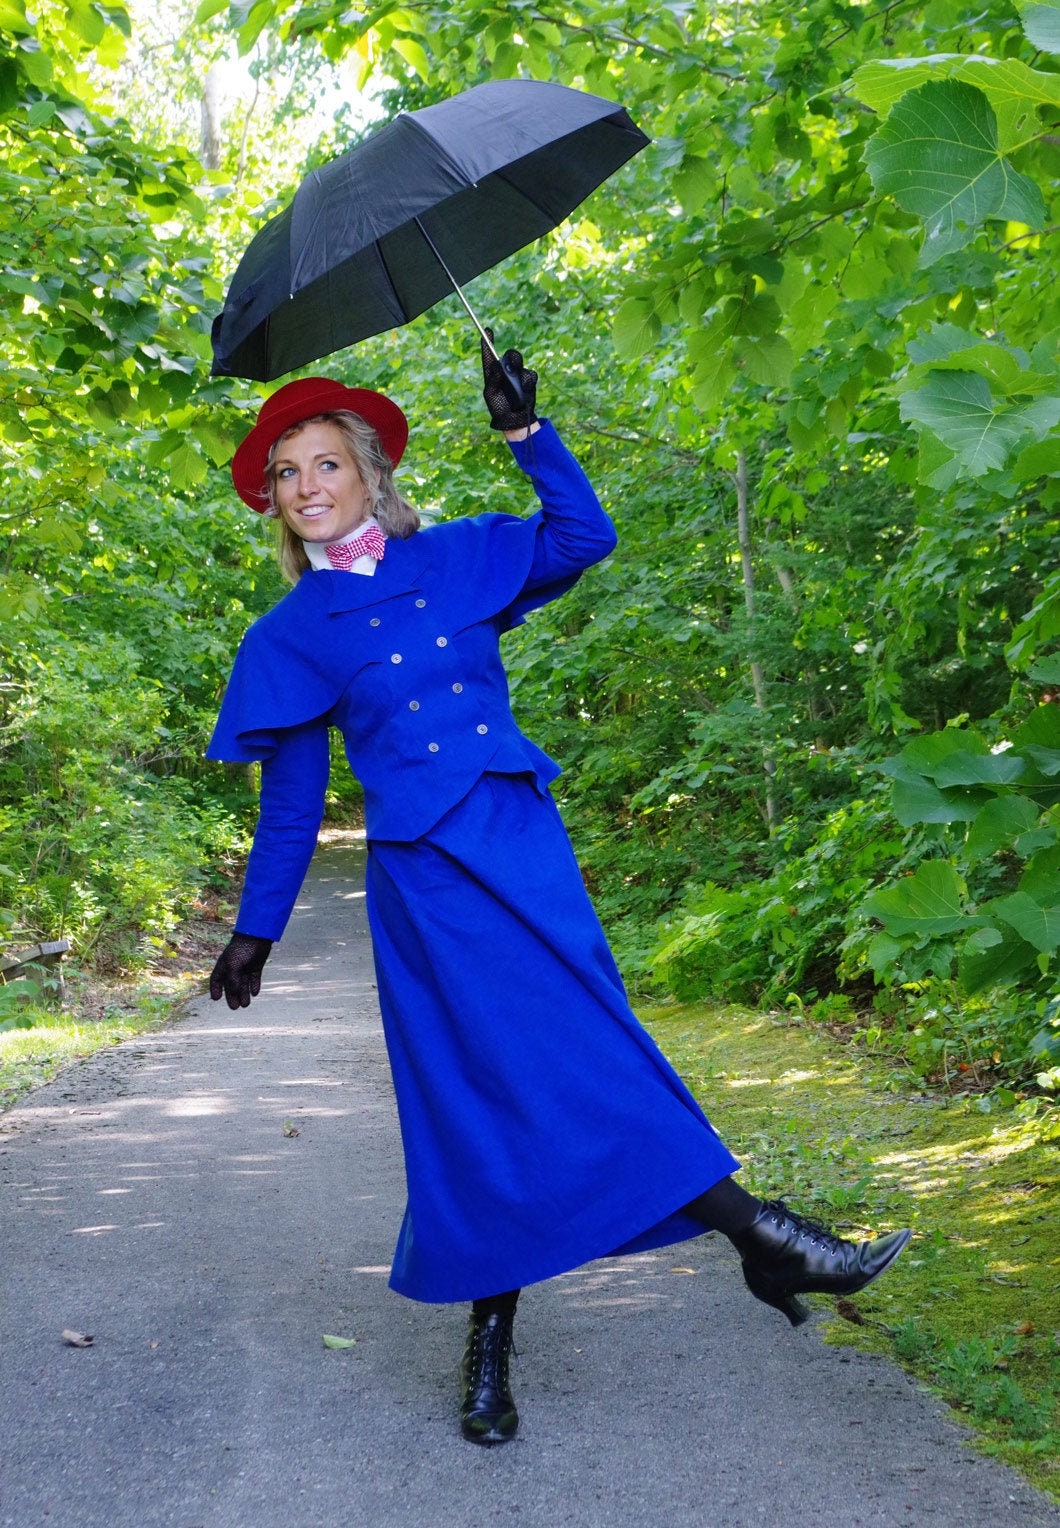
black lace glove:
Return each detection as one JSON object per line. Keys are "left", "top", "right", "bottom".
{"left": 209, "top": 932, "right": 273, "bottom": 1010}
{"left": 480, "top": 328, "right": 538, "bottom": 433}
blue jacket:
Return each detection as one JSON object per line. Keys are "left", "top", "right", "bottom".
{"left": 208, "top": 422, "right": 616, "bottom": 940}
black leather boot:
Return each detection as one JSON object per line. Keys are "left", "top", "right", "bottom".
{"left": 460, "top": 1308, "right": 518, "bottom": 1445}
{"left": 731, "top": 1200, "right": 912, "bottom": 1327}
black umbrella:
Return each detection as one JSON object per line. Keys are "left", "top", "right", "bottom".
{"left": 211, "top": 79, "right": 650, "bottom": 383}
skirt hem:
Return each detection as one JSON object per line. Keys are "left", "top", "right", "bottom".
{"left": 386, "top": 1162, "right": 739, "bottom": 1305}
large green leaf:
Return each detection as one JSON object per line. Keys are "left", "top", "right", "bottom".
{"left": 1019, "top": 844, "right": 1060, "bottom": 901}
{"left": 1023, "top": 745, "right": 1060, "bottom": 777}
{"left": 964, "top": 794, "right": 1041, "bottom": 861}
{"left": 1020, "top": 1, "right": 1060, "bottom": 54}
{"left": 932, "top": 748, "right": 1026, "bottom": 787}
{"left": 900, "top": 371, "right": 1060, "bottom": 478}
{"left": 892, "top": 775, "right": 984, "bottom": 825}
{"left": 862, "top": 860, "right": 967, "bottom": 935}
{"left": 886, "top": 729, "right": 988, "bottom": 778}
{"left": 1027, "top": 655, "right": 1060, "bottom": 684}
{"left": 736, "top": 332, "right": 794, "bottom": 388}
{"left": 613, "top": 298, "right": 661, "bottom": 360}
{"left": 853, "top": 57, "right": 1060, "bottom": 151}
{"left": 864, "top": 81, "right": 1045, "bottom": 266}
{"left": 853, "top": 57, "right": 962, "bottom": 116}
{"left": 989, "top": 891, "right": 1060, "bottom": 952}
{"left": 959, "top": 922, "right": 1040, "bottom": 994}
{"left": 906, "top": 328, "right": 1057, "bottom": 397}
{"left": 1012, "top": 705, "right": 1060, "bottom": 752}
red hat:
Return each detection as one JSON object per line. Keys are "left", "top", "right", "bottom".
{"left": 231, "top": 378, "right": 409, "bottom": 511}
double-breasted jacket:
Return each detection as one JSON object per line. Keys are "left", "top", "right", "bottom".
{"left": 208, "top": 421, "right": 617, "bottom": 940}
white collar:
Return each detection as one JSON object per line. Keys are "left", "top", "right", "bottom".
{"left": 303, "top": 515, "right": 384, "bottom": 575}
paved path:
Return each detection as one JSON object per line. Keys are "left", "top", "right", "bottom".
{"left": 2, "top": 841, "right": 1058, "bottom": 1528}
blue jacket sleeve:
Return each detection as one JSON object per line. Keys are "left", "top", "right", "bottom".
{"left": 504, "top": 420, "right": 617, "bottom": 622}
{"left": 234, "top": 718, "right": 330, "bottom": 942}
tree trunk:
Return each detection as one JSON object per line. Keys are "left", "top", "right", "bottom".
{"left": 736, "top": 449, "right": 777, "bottom": 829}
{"left": 199, "top": 62, "right": 224, "bottom": 171}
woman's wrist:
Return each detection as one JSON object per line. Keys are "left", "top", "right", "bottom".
{"left": 503, "top": 421, "right": 542, "bottom": 441}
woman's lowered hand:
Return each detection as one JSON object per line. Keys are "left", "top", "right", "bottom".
{"left": 209, "top": 932, "right": 273, "bottom": 1009}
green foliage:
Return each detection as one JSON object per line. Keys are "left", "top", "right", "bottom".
{"left": 650, "top": 793, "right": 906, "bottom": 1004}
{"left": 0, "top": 633, "right": 248, "bottom": 964}
{"left": 0, "top": 0, "right": 1057, "bottom": 1101}
{"left": 894, "top": 1327, "right": 1054, "bottom": 1441}
{"left": 863, "top": 79, "right": 1045, "bottom": 267}
{"left": 847, "top": 712, "right": 1060, "bottom": 995}
{"left": 0, "top": 976, "right": 43, "bottom": 1031}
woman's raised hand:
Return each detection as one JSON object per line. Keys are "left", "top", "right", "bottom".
{"left": 209, "top": 932, "right": 273, "bottom": 1009}
{"left": 480, "top": 329, "right": 538, "bottom": 434}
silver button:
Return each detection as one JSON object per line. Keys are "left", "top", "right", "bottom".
{"left": 428, "top": 742, "right": 439, "bottom": 753}
{"left": 452, "top": 682, "right": 463, "bottom": 694}
{"left": 436, "top": 636, "right": 447, "bottom": 647}
{"left": 409, "top": 700, "right": 420, "bottom": 711}
{"left": 477, "top": 724, "right": 488, "bottom": 735}
{"left": 369, "top": 617, "right": 381, "bottom": 627}
{"left": 415, "top": 598, "right": 426, "bottom": 608}
{"left": 391, "top": 653, "right": 402, "bottom": 664}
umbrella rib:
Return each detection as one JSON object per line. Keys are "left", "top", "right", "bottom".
{"left": 491, "top": 166, "right": 558, "bottom": 226}
{"left": 374, "top": 239, "right": 414, "bottom": 325}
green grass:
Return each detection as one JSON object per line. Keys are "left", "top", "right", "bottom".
{"left": 0, "top": 986, "right": 189, "bottom": 1111}
{"left": 641, "top": 1001, "right": 1060, "bottom": 1500}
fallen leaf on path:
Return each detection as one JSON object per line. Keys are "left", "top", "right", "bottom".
{"left": 670, "top": 1266, "right": 696, "bottom": 1275}
{"left": 62, "top": 1329, "right": 94, "bottom": 1347}
{"left": 1015, "top": 1320, "right": 1035, "bottom": 1336}
{"left": 282, "top": 1120, "right": 300, "bottom": 1137}
{"left": 322, "top": 1334, "right": 357, "bottom": 1350}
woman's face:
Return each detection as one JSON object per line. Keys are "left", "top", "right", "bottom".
{"left": 272, "top": 420, "right": 373, "bottom": 543}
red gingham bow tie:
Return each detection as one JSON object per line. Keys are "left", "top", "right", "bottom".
{"left": 325, "top": 523, "right": 386, "bottom": 570}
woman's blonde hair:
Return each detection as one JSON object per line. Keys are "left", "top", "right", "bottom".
{"left": 264, "top": 410, "right": 420, "bottom": 583}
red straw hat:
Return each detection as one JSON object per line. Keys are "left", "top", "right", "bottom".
{"left": 231, "top": 378, "right": 409, "bottom": 511}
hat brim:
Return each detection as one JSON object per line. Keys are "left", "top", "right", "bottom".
{"left": 232, "top": 380, "right": 409, "bottom": 511}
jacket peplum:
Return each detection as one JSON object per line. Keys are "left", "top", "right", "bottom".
{"left": 207, "top": 422, "right": 616, "bottom": 935}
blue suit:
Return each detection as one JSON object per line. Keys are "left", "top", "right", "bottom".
{"left": 209, "top": 421, "right": 738, "bottom": 1303}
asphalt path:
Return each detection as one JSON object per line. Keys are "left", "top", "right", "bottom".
{"left": 2, "top": 840, "right": 1058, "bottom": 1528}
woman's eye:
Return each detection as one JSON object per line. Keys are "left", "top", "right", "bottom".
{"left": 320, "top": 459, "right": 338, "bottom": 471}
{"left": 277, "top": 466, "right": 296, "bottom": 479}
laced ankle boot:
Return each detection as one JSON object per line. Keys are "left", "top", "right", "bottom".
{"left": 731, "top": 1200, "right": 912, "bottom": 1327}
{"left": 460, "top": 1307, "right": 518, "bottom": 1445}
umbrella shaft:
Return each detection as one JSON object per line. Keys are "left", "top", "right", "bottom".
{"left": 414, "top": 217, "right": 526, "bottom": 414}
{"left": 414, "top": 218, "right": 498, "bottom": 360}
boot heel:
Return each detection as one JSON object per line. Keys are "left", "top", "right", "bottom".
{"left": 742, "top": 1265, "right": 811, "bottom": 1327}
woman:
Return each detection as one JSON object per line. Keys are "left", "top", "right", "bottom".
{"left": 208, "top": 342, "right": 911, "bottom": 1446}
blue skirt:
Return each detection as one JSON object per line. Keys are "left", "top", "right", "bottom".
{"left": 365, "top": 772, "right": 740, "bottom": 1303}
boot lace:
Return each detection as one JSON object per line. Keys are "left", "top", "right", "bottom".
{"left": 762, "top": 1199, "right": 847, "bottom": 1257}
{"left": 467, "top": 1317, "right": 513, "bottom": 1391}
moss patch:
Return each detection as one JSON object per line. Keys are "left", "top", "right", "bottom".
{"left": 640, "top": 1001, "right": 1060, "bottom": 1499}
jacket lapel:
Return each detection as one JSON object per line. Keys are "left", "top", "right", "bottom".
{"left": 322, "top": 531, "right": 432, "bottom": 614}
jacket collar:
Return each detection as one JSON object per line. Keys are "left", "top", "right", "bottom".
{"left": 314, "top": 531, "right": 432, "bottom": 614}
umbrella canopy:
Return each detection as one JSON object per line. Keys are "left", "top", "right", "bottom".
{"left": 211, "top": 79, "right": 650, "bottom": 382}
